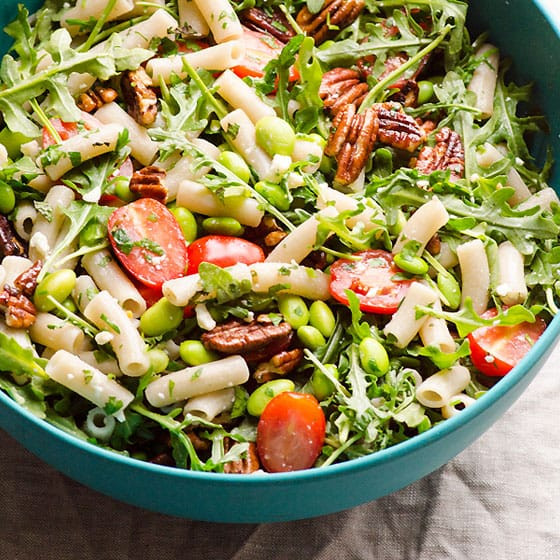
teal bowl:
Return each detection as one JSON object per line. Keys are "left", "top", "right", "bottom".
{"left": 0, "top": 0, "right": 559, "bottom": 523}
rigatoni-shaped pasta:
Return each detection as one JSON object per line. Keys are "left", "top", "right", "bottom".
{"left": 62, "top": 0, "right": 134, "bottom": 35}
{"left": 178, "top": 0, "right": 209, "bottom": 36}
{"left": 192, "top": 0, "right": 243, "bottom": 43}
{"left": 11, "top": 201, "right": 37, "bottom": 241}
{"left": 416, "top": 365, "right": 471, "bottom": 408}
{"left": 147, "top": 41, "right": 246, "bottom": 83}
{"left": 393, "top": 196, "right": 449, "bottom": 254}
{"left": 30, "top": 312, "right": 89, "bottom": 354}
{"left": 78, "top": 351, "right": 121, "bottom": 377}
{"left": 441, "top": 393, "right": 476, "bottom": 418}
{"left": 467, "top": 43, "right": 499, "bottom": 119}
{"left": 72, "top": 274, "right": 100, "bottom": 314}
{"left": 46, "top": 350, "right": 134, "bottom": 420}
{"left": 183, "top": 387, "right": 236, "bottom": 421}
{"left": 383, "top": 282, "right": 438, "bottom": 348}
{"left": 176, "top": 179, "right": 264, "bottom": 227}
{"left": 419, "top": 299, "right": 456, "bottom": 353}
{"left": 163, "top": 262, "right": 331, "bottom": 306}
{"left": 126, "top": 0, "right": 165, "bottom": 17}
{"left": 291, "top": 137, "right": 324, "bottom": 174}
{"left": 84, "top": 291, "right": 150, "bottom": 377}
{"left": 476, "top": 143, "right": 531, "bottom": 204}
{"left": 145, "top": 355, "right": 249, "bottom": 407}
{"left": 81, "top": 250, "right": 146, "bottom": 318}
{"left": 496, "top": 241, "right": 527, "bottom": 305}
{"left": 39, "top": 124, "right": 122, "bottom": 181}
{"left": 215, "top": 70, "right": 275, "bottom": 124}
{"left": 95, "top": 103, "right": 158, "bottom": 166}
{"left": 517, "top": 187, "right": 559, "bottom": 213}
{"left": 457, "top": 238, "right": 490, "bottom": 314}
{"left": 220, "top": 109, "right": 272, "bottom": 179}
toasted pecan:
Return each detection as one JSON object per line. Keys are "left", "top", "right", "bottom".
{"left": 413, "top": 127, "right": 465, "bottom": 181}
{"left": 121, "top": 67, "right": 158, "bottom": 126}
{"left": 77, "top": 86, "right": 118, "bottom": 113}
{"left": 129, "top": 166, "right": 167, "bottom": 203}
{"left": 13, "top": 260, "right": 42, "bottom": 298}
{"left": 319, "top": 68, "right": 369, "bottom": 117}
{"left": 223, "top": 440, "right": 260, "bottom": 474}
{"left": 0, "top": 215, "right": 26, "bottom": 258}
{"left": 240, "top": 8, "right": 296, "bottom": 43}
{"left": 254, "top": 348, "right": 304, "bottom": 383}
{"left": 374, "top": 102, "right": 426, "bottom": 152}
{"left": 0, "top": 287, "right": 36, "bottom": 329}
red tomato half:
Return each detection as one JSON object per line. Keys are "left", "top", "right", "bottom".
{"left": 232, "top": 26, "right": 299, "bottom": 81}
{"left": 186, "top": 235, "right": 265, "bottom": 275}
{"left": 42, "top": 119, "right": 79, "bottom": 148}
{"left": 108, "top": 198, "right": 188, "bottom": 289}
{"left": 467, "top": 309, "right": 546, "bottom": 377}
{"left": 329, "top": 250, "right": 413, "bottom": 314}
{"left": 257, "top": 392, "right": 326, "bottom": 473}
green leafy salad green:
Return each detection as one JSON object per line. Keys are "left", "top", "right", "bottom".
{"left": 0, "top": 0, "right": 558, "bottom": 474}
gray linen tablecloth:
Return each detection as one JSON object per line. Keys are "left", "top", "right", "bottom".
{"left": 1, "top": 343, "right": 559, "bottom": 559}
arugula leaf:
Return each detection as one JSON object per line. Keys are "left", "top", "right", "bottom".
{"left": 0, "top": 332, "right": 47, "bottom": 379}
{"left": 409, "top": 339, "right": 470, "bottom": 369}
{"left": 0, "top": 376, "right": 46, "bottom": 418}
{"left": 197, "top": 262, "right": 252, "bottom": 305}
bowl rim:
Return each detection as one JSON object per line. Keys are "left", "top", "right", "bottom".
{"left": 1, "top": 0, "right": 560, "bottom": 489}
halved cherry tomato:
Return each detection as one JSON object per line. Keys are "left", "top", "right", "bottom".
{"left": 467, "top": 309, "right": 546, "bottom": 377}
{"left": 108, "top": 198, "right": 188, "bottom": 289}
{"left": 42, "top": 119, "right": 79, "bottom": 148}
{"left": 186, "top": 235, "right": 265, "bottom": 275}
{"left": 329, "top": 250, "right": 413, "bottom": 314}
{"left": 232, "top": 26, "right": 299, "bottom": 81}
{"left": 257, "top": 392, "right": 326, "bottom": 473}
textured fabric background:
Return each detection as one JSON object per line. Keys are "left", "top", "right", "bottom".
{"left": 1, "top": 345, "right": 559, "bottom": 559}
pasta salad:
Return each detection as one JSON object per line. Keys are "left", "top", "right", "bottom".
{"left": 0, "top": 0, "right": 558, "bottom": 473}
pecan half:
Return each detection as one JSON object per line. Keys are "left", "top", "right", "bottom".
{"left": 319, "top": 68, "right": 369, "bottom": 117}
{"left": 254, "top": 348, "right": 304, "bottom": 383}
{"left": 413, "top": 127, "right": 465, "bottom": 181}
{"left": 201, "top": 316, "right": 293, "bottom": 363}
{"left": 13, "top": 260, "right": 42, "bottom": 298}
{"left": 121, "top": 67, "right": 158, "bottom": 126}
{"left": 0, "top": 215, "right": 26, "bottom": 258}
{"left": 374, "top": 102, "right": 426, "bottom": 152}
{"left": 129, "top": 166, "right": 167, "bottom": 203}
{"left": 223, "top": 440, "right": 260, "bottom": 474}
{"left": 240, "top": 8, "right": 296, "bottom": 43}
{"left": 0, "top": 287, "right": 36, "bottom": 329}
{"left": 77, "top": 86, "right": 118, "bottom": 113}
{"left": 296, "top": 0, "right": 365, "bottom": 45}
{"left": 388, "top": 79, "right": 419, "bottom": 108}
{"left": 244, "top": 216, "right": 287, "bottom": 254}
{"left": 325, "top": 103, "right": 379, "bottom": 185}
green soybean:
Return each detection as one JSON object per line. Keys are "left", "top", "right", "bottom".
{"left": 170, "top": 207, "right": 198, "bottom": 243}
{"left": 247, "top": 378, "right": 295, "bottom": 416}
{"left": 417, "top": 416, "right": 431, "bottom": 433}
{"left": 202, "top": 216, "right": 244, "bottom": 237}
{"left": 393, "top": 251, "right": 429, "bottom": 276}
{"left": 278, "top": 294, "right": 309, "bottom": 329}
{"left": 148, "top": 348, "right": 169, "bottom": 373}
{"left": 0, "top": 181, "right": 15, "bottom": 214}
{"left": 417, "top": 80, "right": 435, "bottom": 105}
{"left": 139, "top": 297, "right": 183, "bottom": 336}
{"left": 359, "top": 337, "right": 390, "bottom": 376}
{"left": 179, "top": 340, "right": 218, "bottom": 366}
{"left": 310, "top": 364, "right": 339, "bottom": 401}
{"left": 79, "top": 220, "right": 106, "bottom": 247}
{"left": 372, "top": 148, "right": 393, "bottom": 178}
{"left": 437, "top": 271, "right": 461, "bottom": 310}
{"left": 34, "top": 269, "right": 77, "bottom": 312}
{"left": 254, "top": 181, "right": 290, "bottom": 211}
{"left": 218, "top": 150, "right": 251, "bottom": 183}
{"left": 114, "top": 176, "right": 135, "bottom": 202}
{"left": 308, "top": 301, "right": 336, "bottom": 338}
{"left": 297, "top": 325, "right": 326, "bottom": 350}
{"left": 255, "top": 116, "right": 296, "bottom": 157}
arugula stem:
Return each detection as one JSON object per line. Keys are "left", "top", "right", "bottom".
{"left": 80, "top": 0, "right": 118, "bottom": 53}
{"left": 55, "top": 241, "right": 110, "bottom": 268}
{"left": 304, "top": 349, "right": 351, "bottom": 397}
{"left": 359, "top": 25, "right": 452, "bottom": 112}
{"left": 135, "top": 2, "right": 178, "bottom": 17}
{"left": 320, "top": 434, "right": 361, "bottom": 468}
{"left": 545, "top": 287, "right": 559, "bottom": 315}
{"left": 279, "top": 5, "right": 304, "bottom": 35}
{"left": 45, "top": 295, "right": 100, "bottom": 337}
{"left": 88, "top": 16, "right": 147, "bottom": 46}
{"left": 29, "top": 99, "right": 61, "bottom": 144}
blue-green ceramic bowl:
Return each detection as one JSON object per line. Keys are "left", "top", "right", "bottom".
{"left": 0, "top": 0, "right": 559, "bottom": 523}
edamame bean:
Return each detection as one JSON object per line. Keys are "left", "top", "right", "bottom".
{"left": 297, "top": 325, "right": 326, "bottom": 350}
{"left": 170, "top": 207, "right": 198, "bottom": 243}
{"left": 247, "top": 379, "right": 295, "bottom": 416}
{"left": 310, "top": 364, "right": 339, "bottom": 401}
{"left": 202, "top": 216, "right": 245, "bottom": 237}
{"left": 179, "top": 340, "right": 218, "bottom": 366}
{"left": 61, "top": 297, "right": 77, "bottom": 314}
{"left": 148, "top": 348, "right": 169, "bottom": 373}
{"left": 217, "top": 150, "right": 251, "bottom": 183}
{"left": 417, "top": 80, "right": 435, "bottom": 105}
{"left": 372, "top": 148, "right": 393, "bottom": 178}
{"left": 34, "top": 269, "right": 77, "bottom": 312}
{"left": 255, "top": 116, "right": 296, "bottom": 157}
{"left": 278, "top": 294, "right": 309, "bottom": 329}
{"left": 393, "top": 251, "right": 429, "bottom": 276}
{"left": 417, "top": 416, "right": 431, "bottom": 433}
{"left": 114, "top": 176, "right": 135, "bottom": 202}
{"left": 359, "top": 337, "right": 390, "bottom": 376}
{"left": 308, "top": 301, "right": 336, "bottom": 338}
{"left": 0, "top": 181, "right": 15, "bottom": 214}
{"left": 254, "top": 181, "right": 290, "bottom": 211}
{"left": 437, "top": 271, "right": 461, "bottom": 310}
{"left": 79, "top": 220, "right": 106, "bottom": 247}
{"left": 139, "top": 297, "right": 183, "bottom": 336}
